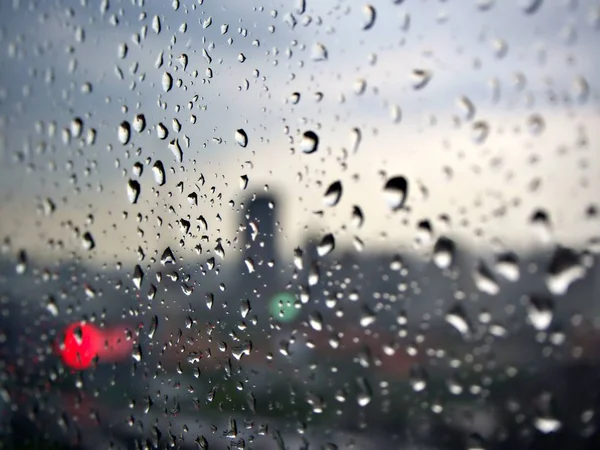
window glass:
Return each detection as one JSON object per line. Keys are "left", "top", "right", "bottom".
{"left": 0, "top": 0, "right": 599, "bottom": 449}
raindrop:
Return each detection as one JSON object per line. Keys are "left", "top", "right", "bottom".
{"left": 527, "top": 296, "right": 554, "bottom": 331}
{"left": 168, "top": 139, "right": 183, "bottom": 163}
{"left": 118, "top": 121, "right": 131, "bottom": 145}
{"left": 311, "top": 43, "right": 328, "bottom": 61}
{"left": 148, "top": 315, "right": 158, "bottom": 339}
{"left": 383, "top": 176, "right": 408, "bottom": 210}
{"left": 534, "top": 416, "right": 562, "bottom": 434}
{"left": 471, "top": 121, "right": 490, "bottom": 144}
{"left": 362, "top": 5, "right": 376, "bottom": 30}
{"left": 409, "top": 365, "right": 428, "bottom": 392}
{"left": 71, "top": 118, "right": 83, "bottom": 138}
{"left": 495, "top": 253, "right": 520, "bottom": 282}
{"left": 127, "top": 180, "right": 141, "bottom": 204}
{"left": 308, "top": 312, "right": 323, "bottom": 331}
{"left": 433, "top": 237, "right": 455, "bottom": 269}
{"left": 133, "top": 265, "right": 144, "bottom": 290}
{"left": 133, "top": 114, "right": 146, "bottom": 133}
{"left": 445, "top": 304, "right": 471, "bottom": 336}
{"left": 152, "top": 161, "right": 166, "bottom": 186}
{"left": 157, "top": 123, "right": 168, "bottom": 140}
{"left": 323, "top": 181, "right": 343, "bottom": 207}
{"left": 546, "top": 247, "right": 586, "bottom": 296}
{"left": 152, "top": 15, "right": 161, "bottom": 34}
{"left": 162, "top": 72, "right": 173, "bottom": 92}
{"left": 411, "top": 69, "right": 431, "bottom": 89}
{"left": 317, "top": 234, "right": 335, "bottom": 257}
{"left": 349, "top": 127, "right": 361, "bottom": 153}
{"left": 520, "top": 0, "right": 543, "bottom": 15}
{"left": 356, "top": 377, "right": 373, "bottom": 407}
{"left": 300, "top": 131, "right": 319, "bottom": 154}
{"left": 16, "top": 250, "right": 27, "bottom": 275}
{"left": 239, "top": 175, "right": 249, "bottom": 190}
{"left": 474, "top": 262, "right": 500, "bottom": 295}
{"left": 81, "top": 232, "right": 95, "bottom": 251}
{"left": 527, "top": 113, "right": 545, "bottom": 135}
{"left": 235, "top": 129, "right": 248, "bottom": 148}
{"left": 161, "top": 247, "right": 176, "bottom": 265}
{"left": 457, "top": 96, "right": 476, "bottom": 120}
{"left": 351, "top": 206, "right": 364, "bottom": 228}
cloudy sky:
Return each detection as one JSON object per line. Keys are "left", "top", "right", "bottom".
{"left": 0, "top": 0, "right": 598, "bottom": 268}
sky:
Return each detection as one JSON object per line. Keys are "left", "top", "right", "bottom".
{"left": 0, "top": 0, "right": 599, "bottom": 269}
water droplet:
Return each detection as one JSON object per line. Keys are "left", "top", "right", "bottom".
{"left": 148, "top": 315, "right": 158, "bottom": 339}
{"left": 457, "top": 96, "right": 476, "bottom": 120}
{"left": 409, "top": 365, "right": 428, "bottom": 392}
{"left": 323, "top": 181, "right": 342, "bottom": 207}
{"left": 235, "top": 129, "right": 248, "bottom": 147}
{"left": 133, "top": 114, "right": 146, "bottom": 133}
{"left": 157, "top": 123, "right": 168, "bottom": 140}
{"left": 356, "top": 377, "right": 373, "bottom": 407}
{"left": 308, "top": 312, "right": 323, "bottom": 331}
{"left": 300, "top": 131, "right": 319, "bottom": 153}
{"left": 311, "top": 43, "right": 328, "bottom": 61}
{"left": 16, "top": 250, "right": 27, "bottom": 275}
{"left": 495, "top": 253, "right": 520, "bottom": 282}
{"left": 118, "top": 121, "right": 131, "bottom": 145}
{"left": 411, "top": 69, "right": 431, "bottom": 89}
{"left": 161, "top": 247, "right": 176, "bottom": 265}
{"left": 534, "top": 416, "right": 562, "bottom": 434}
{"left": 152, "top": 161, "right": 166, "bottom": 186}
{"left": 152, "top": 15, "right": 161, "bottom": 34}
{"left": 81, "top": 232, "right": 95, "bottom": 251}
{"left": 349, "top": 127, "right": 362, "bottom": 153}
{"left": 383, "top": 176, "right": 408, "bottom": 210}
{"left": 239, "top": 175, "right": 249, "bottom": 190}
{"left": 474, "top": 262, "right": 500, "bottom": 295}
{"left": 445, "top": 304, "right": 471, "bottom": 336}
{"left": 127, "top": 179, "right": 141, "bottom": 204}
{"left": 362, "top": 5, "right": 376, "bottom": 30}
{"left": 471, "top": 121, "right": 490, "bottom": 144}
{"left": 520, "top": 0, "right": 543, "bottom": 15}
{"left": 133, "top": 265, "right": 144, "bottom": 290}
{"left": 351, "top": 206, "right": 364, "bottom": 228}
{"left": 546, "top": 247, "right": 586, "bottom": 296}
{"left": 433, "top": 236, "right": 455, "bottom": 269}
{"left": 527, "top": 113, "right": 545, "bottom": 135}
{"left": 317, "top": 234, "right": 335, "bottom": 257}
{"left": 168, "top": 139, "right": 183, "bottom": 163}
{"left": 162, "top": 72, "right": 173, "bottom": 92}
{"left": 71, "top": 118, "right": 83, "bottom": 138}
{"left": 527, "top": 296, "right": 553, "bottom": 331}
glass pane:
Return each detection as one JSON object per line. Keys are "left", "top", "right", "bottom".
{"left": 1, "top": 0, "right": 599, "bottom": 449}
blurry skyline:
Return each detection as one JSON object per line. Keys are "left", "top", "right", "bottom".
{"left": 0, "top": 0, "right": 598, "bottom": 268}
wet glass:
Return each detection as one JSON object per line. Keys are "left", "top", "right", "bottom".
{"left": 0, "top": 0, "right": 599, "bottom": 449}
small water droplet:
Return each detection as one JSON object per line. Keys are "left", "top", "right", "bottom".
{"left": 16, "top": 250, "right": 27, "bottom": 275}
{"left": 168, "top": 139, "right": 183, "bottom": 163}
{"left": 127, "top": 179, "right": 141, "bottom": 204}
{"left": 362, "top": 5, "right": 376, "bottom": 30}
{"left": 457, "top": 96, "right": 476, "bottom": 120}
{"left": 300, "top": 131, "right": 319, "bottom": 153}
{"left": 317, "top": 234, "right": 335, "bottom": 257}
{"left": 308, "top": 312, "right": 323, "bottom": 331}
{"left": 152, "top": 15, "right": 161, "bottom": 34}
{"left": 133, "top": 265, "right": 144, "bottom": 290}
{"left": 162, "top": 72, "right": 173, "bottom": 92}
{"left": 471, "top": 121, "right": 490, "bottom": 144}
{"left": 148, "top": 315, "right": 158, "bottom": 339}
{"left": 356, "top": 377, "right": 373, "bottom": 407}
{"left": 433, "top": 236, "right": 455, "bottom": 269}
{"left": 495, "top": 253, "right": 520, "bottom": 282}
{"left": 527, "top": 296, "right": 553, "bottom": 331}
{"left": 409, "top": 364, "right": 428, "bottom": 392}
{"left": 157, "top": 123, "right": 168, "bottom": 140}
{"left": 411, "top": 69, "right": 431, "bottom": 89}
{"left": 546, "top": 247, "right": 586, "bottom": 296}
{"left": 81, "top": 232, "right": 95, "bottom": 251}
{"left": 133, "top": 114, "right": 146, "bottom": 133}
{"left": 520, "top": 0, "right": 543, "bottom": 15}
{"left": 239, "top": 175, "right": 249, "bottom": 190}
{"left": 311, "top": 43, "right": 328, "bottom": 61}
{"left": 383, "top": 176, "right": 408, "bottom": 210}
{"left": 323, "top": 181, "right": 342, "bottom": 207}
{"left": 349, "top": 127, "right": 362, "bottom": 153}
{"left": 118, "top": 121, "right": 131, "bottom": 145}
{"left": 235, "top": 129, "right": 248, "bottom": 147}
{"left": 534, "top": 416, "right": 562, "bottom": 434}
{"left": 152, "top": 161, "right": 166, "bottom": 186}
{"left": 474, "top": 262, "right": 500, "bottom": 295}
{"left": 351, "top": 206, "right": 364, "bottom": 228}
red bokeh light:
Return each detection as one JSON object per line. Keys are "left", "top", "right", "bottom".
{"left": 57, "top": 322, "right": 101, "bottom": 370}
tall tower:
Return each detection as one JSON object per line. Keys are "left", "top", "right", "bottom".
{"left": 242, "top": 193, "right": 278, "bottom": 265}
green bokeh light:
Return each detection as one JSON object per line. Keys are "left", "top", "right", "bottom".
{"left": 269, "top": 292, "right": 300, "bottom": 322}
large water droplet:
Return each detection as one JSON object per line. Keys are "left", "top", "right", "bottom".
{"left": 168, "top": 139, "right": 183, "bottom": 163}
{"left": 311, "top": 43, "right": 328, "bottom": 61}
{"left": 118, "top": 121, "right": 131, "bottom": 145}
{"left": 495, "top": 253, "right": 520, "bottom": 282}
{"left": 127, "top": 179, "right": 141, "bottom": 204}
{"left": 133, "top": 264, "right": 144, "bottom": 290}
{"left": 474, "top": 262, "right": 500, "bottom": 295}
{"left": 383, "top": 176, "right": 408, "bottom": 210}
{"left": 323, "top": 181, "right": 342, "bottom": 207}
{"left": 308, "top": 312, "right": 323, "bottom": 331}
{"left": 317, "top": 234, "right": 335, "bottom": 257}
{"left": 235, "top": 129, "right": 248, "bottom": 147}
{"left": 81, "top": 232, "right": 95, "bottom": 251}
{"left": 161, "top": 247, "right": 176, "bottom": 265}
{"left": 157, "top": 123, "right": 168, "bottom": 140}
{"left": 300, "top": 131, "right": 319, "bottom": 153}
{"left": 445, "top": 304, "right": 471, "bottom": 336}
